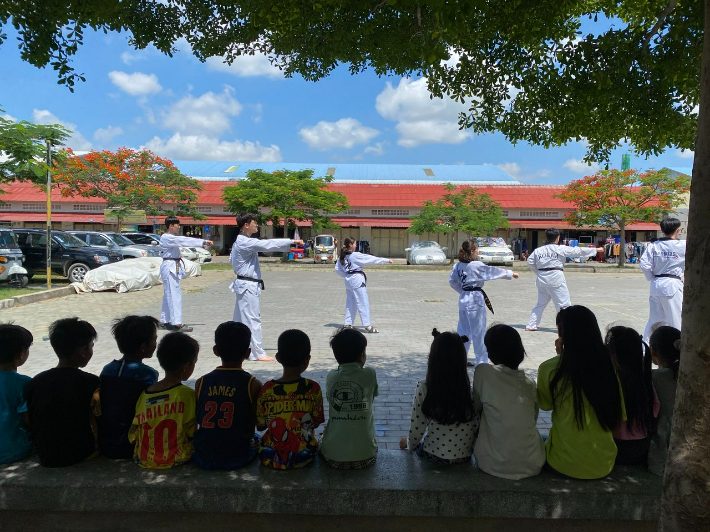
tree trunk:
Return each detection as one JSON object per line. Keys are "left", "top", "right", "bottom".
{"left": 658, "top": 1, "right": 710, "bottom": 530}
{"left": 617, "top": 221, "right": 626, "bottom": 267}
{"left": 450, "top": 231, "right": 458, "bottom": 264}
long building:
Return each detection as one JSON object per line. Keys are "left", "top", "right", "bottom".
{"left": 0, "top": 161, "right": 685, "bottom": 257}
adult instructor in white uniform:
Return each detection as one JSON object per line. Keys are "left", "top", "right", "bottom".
{"left": 230, "top": 213, "right": 302, "bottom": 361}
{"left": 525, "top": 229, "right": 603, "bottom": 331}
{"left": 640, "top": 217, "right": 686, "bottom": 342}
{"left": 159, "top": 216, "right": 212, "bottom": 332}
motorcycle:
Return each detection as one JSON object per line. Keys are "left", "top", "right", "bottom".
{"left": 0, "top": 229, "right": 29, "bottom": 288}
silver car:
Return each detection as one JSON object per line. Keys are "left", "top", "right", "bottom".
{"left": 68, "top": 231, "right": 161, "bottom": 259}
{"left": 405, "top": 241, "right": 449, "bottom": 265}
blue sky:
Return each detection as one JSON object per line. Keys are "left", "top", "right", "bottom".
{"left": 0, "top": 26, "right": 695, "bottom": 185}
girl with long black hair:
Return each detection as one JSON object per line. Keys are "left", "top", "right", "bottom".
{"left": 334, "top": 237, "right": 392, "bottom": 333}
{"left": 606, "top": 326, "right": 659, "bottom": 465}
{"left": 400, "top": 329, "right": 478, "bottom": 464}
{"left": 537, "top": 305, "right": 624, "bottom": 479}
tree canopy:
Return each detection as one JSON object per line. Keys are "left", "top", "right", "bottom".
{"left": 557, "top": 169, "right": 690, "bottom": 266}
{"left": 0, "top": 108, "right": 70, "bottom": 184}
{"left": 1, "top": 2, "right": 701, "bottom": 161}
{"left": 52, "top": 148, "right": 204, "bottom": 221}
{"left": 221, "top": 168, "right": 349, "bottom": 232}
{"left": 409, "top": 183, "right": 508, "bottom": 260}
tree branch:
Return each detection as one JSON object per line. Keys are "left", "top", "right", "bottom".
{"left": 641, "top": 0, "right": 677, "bottom": 54}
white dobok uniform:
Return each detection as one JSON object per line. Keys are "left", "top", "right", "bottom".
{"left": 334, "top": 252, "right": 389, "bottom": 327}
{"left": 449, "top": 261, "right": 513, "bottom": 366}
{"left": 639, "top": 238, "right": 686, "bottom": 342}
{"left": 230, "top": 234, "right": 294, "bottom": 360}
{"left": 526, "top": 244, "right": 597, "bottom": 330}
{"left": 159, "top": 233, "right": 206, "bottom": 326}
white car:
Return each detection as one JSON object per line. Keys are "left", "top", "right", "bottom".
{"left": 179, "top": 247, "right": 200, "bottom": 262}
{"left": 405, "top": 241, "right": 449, "bottom": 265}
{"left": 189, "top": 247, "right": 212, "bottom": 264}
{"left": 476, "top": 237, "right": 514, "bottom": 266}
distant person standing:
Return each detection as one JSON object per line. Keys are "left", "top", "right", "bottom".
{"left": 230, "top": 213, "right": 302, "bottom": 361}
{"left": 159, "top": 216, "right": 212, "bottom": 332}
{"left": 640, "top": 217, "right": 686, "bottom": 342}
{"left": 525, "top": 229, "right": 603, "bottom": 331}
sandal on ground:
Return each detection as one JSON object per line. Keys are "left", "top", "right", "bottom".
{"left": 169, "top": 324, "right": 193, "bottom": 332}
{"left": 364, "top": 326, "right": 379, "bottom": 334}
{"left": 525, "top": 328, "right": 538, "bottom": 332}
{"left": 339, "top": 325, "right": 353, "bottom": 332}
{"left": 158, "top": 322, "right": 169, "bottom": 330}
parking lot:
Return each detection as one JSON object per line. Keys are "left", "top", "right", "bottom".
{"left": 6, "top": 265, "right": 652, "bottom": 448}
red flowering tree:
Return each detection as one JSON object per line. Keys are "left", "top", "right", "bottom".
{"left": 53, "top": 148, "right": 204, "bottom": 228}
{"left": 556, "top": 169, "right": 690, "bottom": 267}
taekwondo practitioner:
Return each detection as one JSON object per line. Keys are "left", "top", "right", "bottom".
{"left": 230, "top": 213, "right": 302, "bottom": 361}
{"left": 335, "top": 237, "right": 393, "bottom": 333}
{"left": 525, "top": 229, "right": 603, "bottom": 331}
{"left": 159, "top": 216, "right": 213, "bottom": 332}
{"left": 449, "top": 239, "right": 519, "bottom": 366}
{"left": 640, "top": 217, "right": 686, "bottom": 342}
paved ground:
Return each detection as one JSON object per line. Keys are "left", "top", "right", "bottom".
{"left": 5, "top": 264, "right": 651, "bottom": 449}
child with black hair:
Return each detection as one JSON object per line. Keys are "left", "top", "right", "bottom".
{"left": 129, "top": 332, "right": 199, "bottom": 469}
{"left": 647, "top": 326, "right": 681, "bottom": 476}
{"left": 193, "top": 321, "right": 263, "bottom": 470}
{"left": 320, "top": 328, "right": 378, "bottom": 469}
{"left": 98, "top": 315, "right": 160, "bottom": 458}
{"left": 537, "top": 306, "right": 625, "bottom": 479}
{"left": 400, "top": 329, "right": 478, "bottom": 465}
{"left": 255, "top": 329, "right": 324, "bottom": 469}
{"left": 26, "top": 317, "right": 101, "bottom": 467}
{"left": 473, "top": 324, "right": 545, "bottom": 479}
{"left": 606, "top": 326, "right": 659, "bottom": 466}
{"left": 0, "top": 323, "right": 34, "bottom": 464}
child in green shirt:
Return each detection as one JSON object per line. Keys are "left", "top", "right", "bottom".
{"left": 320, "top": 328, "right": 378, "bottom": 469}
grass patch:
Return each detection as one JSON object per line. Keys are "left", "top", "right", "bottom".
{"left": 201, "top": 263, "right": 233, "bottom": 271}
{"left": 0, "top": 287, "right": 38, "bottom": 299}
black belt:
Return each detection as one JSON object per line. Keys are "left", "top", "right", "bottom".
{"left": 237, "top": 275, "right": 265, "bottom": 290}
{"left": 655, "top": 274, "right": 682, "bottom": 281}
{"left": 462, "top": 287, "right": 494, "bottom": 314}
{"left": 163, "top": 257, "right": 185, "bottom": 274}
{"left": 538, "top": 267, "right": 564, "bottom": 271}
{"left": 348, "top": 270, "right": 367, "bottom": 282}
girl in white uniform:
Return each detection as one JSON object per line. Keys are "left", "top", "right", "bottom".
{"left": 335, "top": 237, "right": 393, "bottom": 333}
{"left": 449, "top": 239, "right": 518, "bottom": 366}
{"left": 639, "top": 217, "right": 686, "bottom": 342}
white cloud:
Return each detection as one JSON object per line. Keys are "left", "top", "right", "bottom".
{"left": 32, "top": 109, "right": 92, "bottom": 151}
{"left": 375, "top": 78, "right": 473, "bottom": 147}
{"left": 364, "top": 142, "right": 386, "bottom": 156}
{"left": 120, "top": 51, "right": 147, "bottom": 65}
{"left": 1, "top": 113, "right": 17, "bottom": 122}
{"left": 206, "top": 52, "right": 283, "bottom": 79}
{"left": 251, "top": 103, "right": 264, "bottom": 123}
{"left": 108, "top": 71, "right": 162, "bottom": 96}
{"left": 497, "top": 162, "right": 521, "bottom": 179}
{"left": 299, "top": 118, "right": 380, "bottom": 151}
{"left": 496, "top": 162, "right": 551, "bottom": 183}
{"left": 676, "top": 149, "right": 695, "bottom": 159}
{"left": 145, "top": 133, "right": 282, "bottom": 162}
{"left": 162, "top": 87, "right": 242, "bottom": 137}
{"left": 563, "top": 158, "right": 600, "bottom": 174}
{"left": 93, "top": 125, "right": 124, "bottom": 144}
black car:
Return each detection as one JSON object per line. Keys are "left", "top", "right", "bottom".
{"left": 13, "top": 229, "right": 123, "bottom": 283}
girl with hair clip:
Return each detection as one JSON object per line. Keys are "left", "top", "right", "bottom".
{"left": 473, "top": 324, "right": 546, "bottom": 479}
{"left": 537, "top": 306, "right": 625, "bottom": 479}
{"left": 334, "top": 237, "right": 393, "bottom": 333}
{"left": 647, "top": 326, "right": 681, "bottom": 476}
{"left": 399, "top": 329, "right": 479, "bottom": 464}
{"left": 449, "top": 239, "right": 518, "bottom": 366}
{"left": 605, "top": 326, "right": 659, "bottom": 465}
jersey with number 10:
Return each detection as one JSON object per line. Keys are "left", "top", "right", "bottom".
{"left": 129, "top": 384, "right": 196, "bottom": 469}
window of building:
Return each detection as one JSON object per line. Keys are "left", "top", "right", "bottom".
{"left": 22, "top": 203, "right": 44, "bottom": 210}
{"left": 502, "top": 210, "right": 509, "bottom": 217}
{"left": 519, "top": 210, "right": 561, "bottom": 218}
{"left": 0, "top": 203, "right": 11, "bottom": 210}
{"left": 74, "top": 204, "right": 104, "bottom": 211}
{"left": 196, "top": 206, "right": 212, "bottom": 213}
{"left": 371, "top": 209, "right": 409, "bottom": 216}
{"left": 344, "top": 209, "right": 361, "bottom": 215}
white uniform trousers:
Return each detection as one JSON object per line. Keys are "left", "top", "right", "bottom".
{"left": 160, "top": 260, "right": 183, "bottom": 326}
{"left": 458, "top": 306, "right": 488, "bottom": 366}
{"left": 526, "top": 281, "right": 572, "bottom": 330}
{"left": 343, "top": 286, "right": 371, "bottom": 327}
{"left": 234, "top": 289, "right": 267, "bottom": 360}
{"left": 643, "top": 291, "right": 683, "bottom": 343}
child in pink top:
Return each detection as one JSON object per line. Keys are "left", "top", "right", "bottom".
{"left": 605, "top": 326, "right": 659, "bottom": 465}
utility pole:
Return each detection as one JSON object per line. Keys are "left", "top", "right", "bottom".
{"left": 45, "top": 139, "right": 52, "bottom": 290}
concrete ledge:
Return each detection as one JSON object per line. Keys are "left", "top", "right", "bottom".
{"left": 0, "top": 298, "right": 14, "bottom": 309}
{"left": 0, "top": 451, "right": 661, "bottom": 530}
{"left": 7, "top": 286, "right": 77, "bottom": 307}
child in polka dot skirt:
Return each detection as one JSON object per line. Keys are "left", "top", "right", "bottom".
{"left": 400, "top": 329, "right": 479, "bottom": 464}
